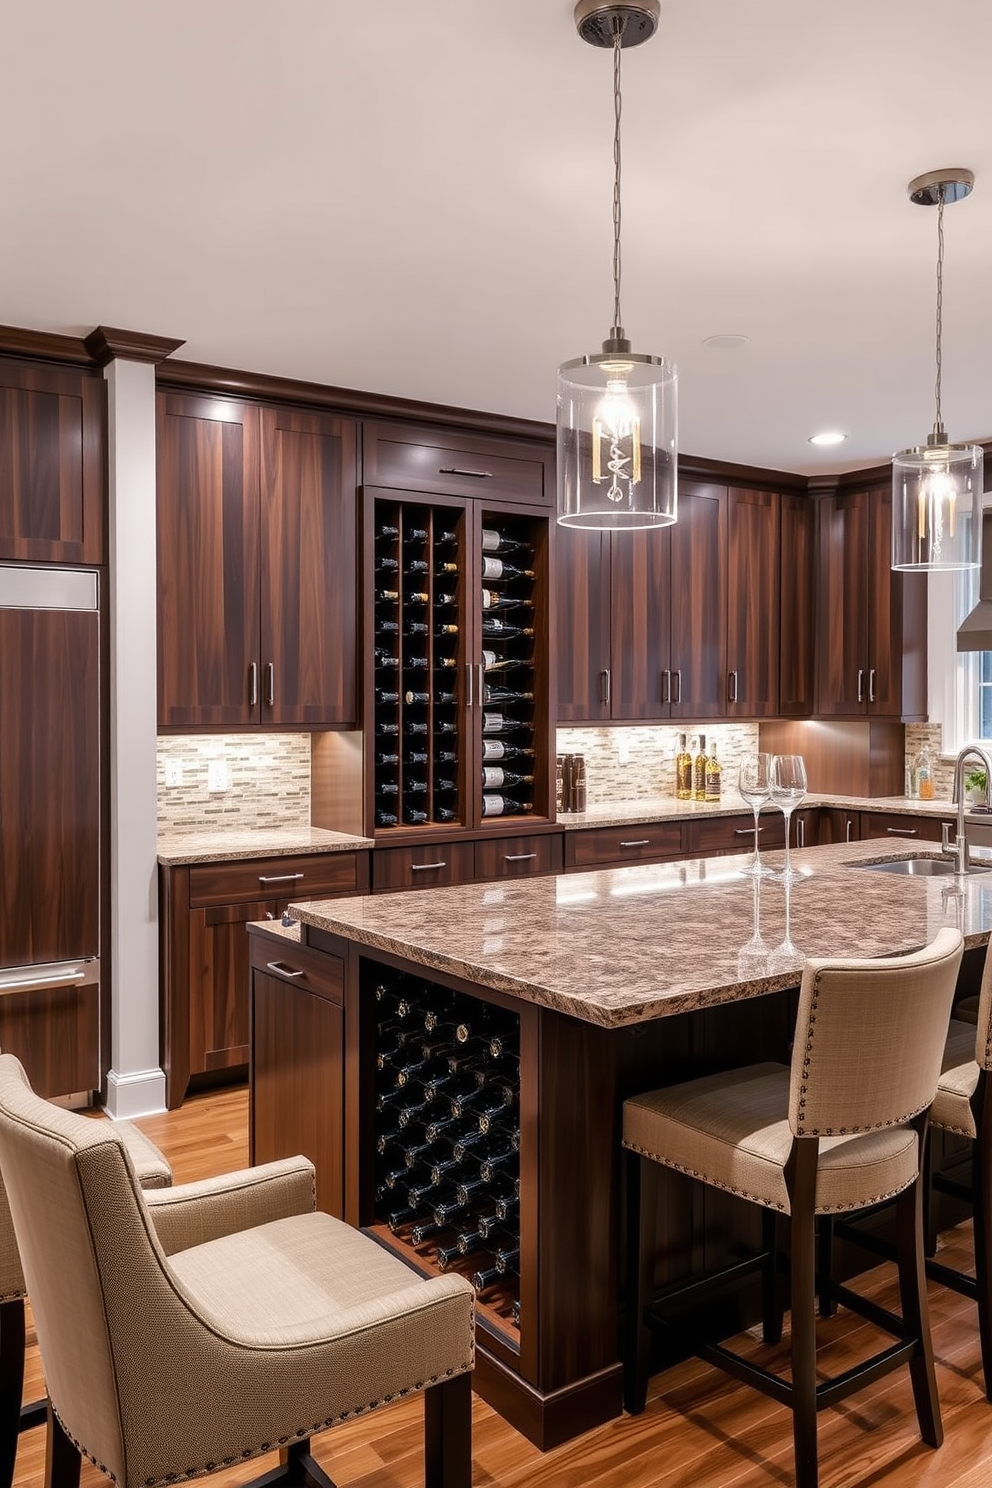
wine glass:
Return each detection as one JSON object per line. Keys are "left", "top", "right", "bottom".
{"left": 769, "top": 754, "right": 808, "bottom": 885}
{"left": 737, "top": 752, "right": 773, "bottom": 877}
{"left": 737, "top": 871, "right": 770, "bottom": 981}
{"left": 767, "top": 871, "right": 806, "bottom": 977}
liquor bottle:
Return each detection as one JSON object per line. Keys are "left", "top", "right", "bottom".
{"left": 481, "top": 589, "right": 535, "bottom": 613}
{"left": 693, "top": 734, "right": 708, "bottom": 802}
{"left": 482, "top": 794, "right": 534, "bottom": 818}
{"left": 481, "top": 617, "right": 535, "bottom": 639}
{"left": 374, "top": 750, "right": 399, "bottom": 767}
{"left": 481, "top": 740, "right": 534, "bottom": 763}
{"left": 481, "top": 766, "right": 534, "bottom": 791}
{"left": 375, "top": 809, "right": 399, "bottom": 827}
{"left": 404, "top": 590, "right": 429, "bottom": 605}
{"left": 481, "top": 528, "right": 533, "bottom": 556}
{"left": 374, "top": 688, "right": 400, "bottom": 706}
{"left": 376, "top": 588, "right": 400, "bottom": 603}
{"left": 481, "top": 556, "right": 536, "bottom": 583}
{"left": 403, "top": 807, "right": 429, "bottom": 825}
{"left": 375, "top": 555, "right": 399, "bottom": 573}
{"left": 482, "top": 685, "right": 535, "bottom": 706}
{"left": 481, "top": 711, "right": 531, "bottom": 736}
{"left": 704, "top": 740, "right": 722, "bottom": 803}
{"left": 675, "top": 733, "right": 693, "bottom": 801}
{"left": 373, "top": 648, "right": 400, "bottom": 668}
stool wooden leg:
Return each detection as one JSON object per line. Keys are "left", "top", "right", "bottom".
{"left": 0, "top": 1300, "right": 25, "bottom": 1488}
{"left": 790, "top": 1200, "right": 819, "bottom": 1488}
{"left": 43, "top": 1406, "right": 80, "bottom": 1488}
{"left": 895, "top": 1174, "right": 942, "bottom": 1448}
{"left": 922, "top": 1127, "right": 938, "bottom": 1258}
{"left": 623, "top": 1149, "right": 657, "bottom": 1415}
{"left": 425, "top": 1371, "right": 472, "bottom": 1488}
{"left": 973, "top": 1122, "right": 992, "bottom": 1402}
{"left": 761, "top": 1208, "right": 783, "bottom": 1346}
{"left": 817, "top": 1215, "right": 836, "bottom": 1318}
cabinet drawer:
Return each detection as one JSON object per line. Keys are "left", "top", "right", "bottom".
{"left": 565, "top": 822, "right": 682, "bottom": 870}
{"left": 474, "top": 832, "right": 564, "bottom": 881}
{"left": 250, "top": 935, "right": 345, "bottom": 1006}
{"left": 860, "top": 812, "right": 948, "bottom": 843}
{"left": 363, "top": 422, "right": 549, "bottom": 506}
{"left": 688, "top": 812, "right": 786, "bottom": 858}
{"left": 189, "top": 852, "right": 366, "bottom": 908}
{"left": 373, "top": 841, "right": 476, "bottom": 892}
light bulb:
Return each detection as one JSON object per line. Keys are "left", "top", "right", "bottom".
{"left": 591, "top": 362, "right": 642, "bottom": 501}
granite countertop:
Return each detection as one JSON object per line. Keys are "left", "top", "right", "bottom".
{"left": 558, "top": 792, "right": 963, "bottom": 830}
{"left": 290, "top": 837, "right": 992, "bottom": 1029}
{"left": 157, "top": 825, "right": 373, "bottom": 866}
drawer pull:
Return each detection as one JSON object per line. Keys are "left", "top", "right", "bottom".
{"left": 735, "top": 827, "right": 766, "bottom": 836}
{"left": 438, "top": 466, "right": 493, "bottom": 479}
{"left": 257, "top": 873, "right": 306, "bottom": 885}
{"left": 504, "top": 852, "right": 538, "bottom": 862}
{"left": 885, "top": 827, "right": 918, "bottom": 836}
{"left": 620, "top": 839, "right": 650, "bottom": 848}
{"left": 411, "top": 861, "right": 447, "bottom": 872}
{"left": 266, "top": 961, "right": 305, "bottom": 979}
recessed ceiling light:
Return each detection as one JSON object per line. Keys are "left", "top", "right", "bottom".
{"left": 702, "top": 334, "right": 750, "bottom": 351}
{"left": 808, "top": 431, "right": 848, "bottom": 446}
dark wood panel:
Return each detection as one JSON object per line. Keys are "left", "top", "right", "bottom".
{"left": 778, "top": 491, "right": 816, "bottom": 716}
{"left": 0, "top": 608, "right": 100, "bottom": 966}
{"left": 670, "top": 482, "right": 728, "bottom": 720}
{"left": 474, "top": 832, "right": 563, "bottom": 881}
{"left": 156, "top": 393, "right": 261, "bottom": 727}
{"left": 609, "top": 528, "right": 671, "bottom": 721}
{"left": 726, "top": 487, "right": 779, "bottom": 717}
{"left": 815, "top": 489, "right": 870, "bottom": 716}
{"left": 554, "top": 528, "right": 612, "bottom": 722}
{"left": 251, "top": 963, "right": 345, "bottom": 1217}
{"left": 860, "top": 811, "right": 952, "bottom": 844}
{"left": 362, "top": 421, "right": 549, "bottom": 505}
{"left": 259, "top": 407, "right": 358, "bottom": 725}
{"left": 686, "top": 810, "right": 786, "bottom": 858}
{"left": 564, "top": 822, "right": 682, "bottom": 870}
{"left": 0, "top": 361, "right": 104, "bottom": 564}
{"left": 865, "top": 483, "right": 900, "bottom": 716}
{"left": 187, "top": 901, "right": 261, "bottom": 1080}
{"left": 371, "top": 840, "right": 476, "bottom": 892}
{"left": 0, "top": 980, "right": 100, "bottom": 1099}
{"left": 188, "top": 852, "right": 367, "bottom": 908}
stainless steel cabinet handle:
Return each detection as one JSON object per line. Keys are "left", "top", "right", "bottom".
{"left": 885, "top": 827, "right": 918, "bottom": 836}
{"left": 265, "top": 663, "right": 275, "bottom": 707}
{"left": 869, "top": 668, "right": 876, "bottom": 703}
{"left": 729, "top": 670, "right": 738, "bottom": 703}
{"left": 438, "top": 466, "right": 492, "bottom": 479}
{"left": 265, "top": 961, "right": 305, "bottom": 979}
{"left": 673, "top": 669, "right": 682, "bottom": 704}
{"left": 466, "top": 663, "right": 473, "bottom": 708}
{"left": 798, "top": 817, "right": 805, "bottom": 847}
{"left": 258, "top": 873, "right": 305, "bottom": 884}
{"left": 410, "top": 861, "right": 447, "bottom": 872}
{"left": 600, "top": 669, "right": 611, "bottom": 706}
{"left": 735, "top": 827, "right": 766, "bottom": 836}
{"left": 0, "top": 967, "right": 85, "bottom": 992}
{"left": 857, "top": 669, "right": 864, "bottom": 703}
{"left": 662, "top": 669, "right": 671, "bottom": 704}
{"left": 248, "top": 661, "right": 258, "bottom": 707}
{"left": 504, "top": 852, "right": 538, "bottom": 862}
{"left": 620, "top": 838, "right": 651, "bottom": 848}
{"left": 846, "top": 817, "right": 853, "bottom": 842}
{"left": 478, "top": 662, "right": 484, "bottom": 701}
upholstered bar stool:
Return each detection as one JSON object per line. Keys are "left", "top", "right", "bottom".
{"left": 0, "top": 1114, "right": 172, "bottom": 1488}
{"left": 622, "top": 927, "right": 963, "bottom": 1488}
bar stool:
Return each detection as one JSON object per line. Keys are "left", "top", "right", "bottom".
{"left": 622, "top": 927, "right": 963, "bottom": 1488}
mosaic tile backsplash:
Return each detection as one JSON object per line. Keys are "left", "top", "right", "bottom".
{"left": 157, "top": 735, "right": 311, "bottom": 832}
{"left": 555, "top": 724, "right": 761, "bottom": 804}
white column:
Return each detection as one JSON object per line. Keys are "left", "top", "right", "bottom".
{"left": 103, "top": 358, "right": 166, "bottom": 1117}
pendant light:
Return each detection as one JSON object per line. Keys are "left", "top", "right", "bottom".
{"left": 891, "top": 169, "right": 983, "bottom": 571}
{"left": 557, "top": 0, "right": 677, "bottom": 531}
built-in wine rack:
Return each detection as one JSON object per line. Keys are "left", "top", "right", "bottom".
{"left": 372, "top": 504, "right": 463, "bottom": 830}
{"left": 478, "top": 514, "right": 538, "bottom": 822}
{"left": 367, "top": 964, "right": 521, "bottom": 1330}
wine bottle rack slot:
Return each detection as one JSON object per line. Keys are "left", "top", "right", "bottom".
{"left": 479, "top": 516, "right": 538, "bottom": 821}
{"left": 373, "top": 504, "right": 463, "bottom": 830}
{"left": 366, "top": 964, "right": 521, "bottom": 1329}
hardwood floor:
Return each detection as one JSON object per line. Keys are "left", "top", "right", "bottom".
{"left": 13, "top": 1085, "right": 992, "bottom": 1488}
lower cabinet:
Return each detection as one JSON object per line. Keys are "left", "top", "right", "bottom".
{"left": 860, "top": 810, "right": 953, "bottom": 843}
{"left": 372, "top": 831, "right": 563, "bottom": 892}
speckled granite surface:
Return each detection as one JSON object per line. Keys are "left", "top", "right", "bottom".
{"left": 559, "top": 792, "right": 962, "bottom": 829}
{"left": 290, "top": 838, "right": 992, "bottom": 1028}
{"left": 157, "top": 826, "right": 372, "bottom": 866}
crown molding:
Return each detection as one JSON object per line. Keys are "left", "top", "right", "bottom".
{"left": 83, "top": 327, "right": 186, "bottom": 366}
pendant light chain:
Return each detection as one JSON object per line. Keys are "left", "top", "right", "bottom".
{"left": 611, "top": 17, "right": 624, "bottom": 336}
{"left": 933, "top": 184, "right": 945, "bottom": 437}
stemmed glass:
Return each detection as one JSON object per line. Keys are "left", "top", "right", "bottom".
{"left": 737, "top": 752, "right": 773, "bottom": 877}
{"left": 767, "top": 871, "right": 806, "bottom": 976}
{"left": 737, "top": 871, "right": 770, "bottom": 981}
{"left": 769, "top": 754, "right": 808, "bottom": 885}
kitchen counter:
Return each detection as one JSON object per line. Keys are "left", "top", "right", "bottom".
{"left": 290, "top": 835, "right": 992, "bottom": 1027}
{"left": 558, "top": 791, "right": 963, "bottom": 829}
{"left": 156, "top": 825, "right": 373, "bottom": 866}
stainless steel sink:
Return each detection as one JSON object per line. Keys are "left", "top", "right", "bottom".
{"left": 856, "top": 855, "right": 992, "bottom": 877}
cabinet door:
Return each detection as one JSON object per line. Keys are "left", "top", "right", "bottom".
{"left": 187, "top": 898, "right": 266, "bottom": 1080}
{"left": 727, "top": 488, "right": 779, "bottom": 717}
{"left": 157, "top": 394, "right": 261, "bottom": 727}
{"left": 0, "top": 361, "right": 104, "bottom": 565}
{"left": 610, "top": 527, "right": 672, "bottom": 720}
{"left": 866, "top": 484, "right": 927, "bottom": 719}
{"left": 259, "top": 408, "right": 358, "bottom": 726}
{"left": 670, "top": 482, "right": 728, "bottom": 719}
{"left": 555, "top": 528, "right": 612, "bottom": 721}
{"left": 779, "top": 492, "right": 816, "bottom": 717}
{"left": 815, "top": 490, "right": 870, "bottom": 717}
{"left": 252, "top": 961, "right": 344, "bottom": 1217}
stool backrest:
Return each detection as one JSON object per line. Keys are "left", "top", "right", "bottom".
{"left": 788, "top": 927, "right": 963, "bottom": 1137}
{"left": 972, "top": 938, "right": 992, "bottom": 1072}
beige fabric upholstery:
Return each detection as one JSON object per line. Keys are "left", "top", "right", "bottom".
{"left": 0, "top": 1056, "right": 475, "bottom": 1488}
{"left": 0, "top": 1114, "right": 171, "bottom": 1304}
{"left": 623, "top": 927, "right": 964, "bottom": 1216}
{"left": 932, "top": 940, "right": 992, "bottom": 1136}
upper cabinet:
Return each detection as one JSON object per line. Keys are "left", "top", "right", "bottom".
{"left": 0, "top": 358, "right": 105, "bottom": 566}
{"left": 814, "top": 483, "right": 927, "bottom": 720}
{"left": 779, "top": 493, "right": 816, "bottom": 717}
{"left": 726, "top": 487, "right": 780, "bottom": 718}
{"left": 156, "top": 392, "right": 358, "bottom": 729}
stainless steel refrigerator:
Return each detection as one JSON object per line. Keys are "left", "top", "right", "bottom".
{"left": 0, "top": 564, "right": 100, "bottom": 1098}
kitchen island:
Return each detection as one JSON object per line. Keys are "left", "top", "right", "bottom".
{"left": 248, "top": 838, "right": 992, "bottom": 1449}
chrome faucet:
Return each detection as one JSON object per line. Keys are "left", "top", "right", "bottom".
{"left": 942, "top": 744, "right": 992, "bottom": 874}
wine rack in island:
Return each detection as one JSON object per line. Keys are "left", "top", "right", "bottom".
{"left": 366, "top": 962, "right": 521, "bottom": 1333}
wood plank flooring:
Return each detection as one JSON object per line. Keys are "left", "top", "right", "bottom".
{"left": 13, "top": 1085, "right": 992, "bottom": 1488}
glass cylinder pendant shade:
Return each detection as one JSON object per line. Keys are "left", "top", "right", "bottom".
{"left": 891, "top": 440, "right": 984, "bottom": 570}
{"left": 557, "top": 351, "right": 677, "bottom": 529}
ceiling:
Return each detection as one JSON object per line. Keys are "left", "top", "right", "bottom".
{"left": 2, "top": 0, "right": 991, "bottom": 476}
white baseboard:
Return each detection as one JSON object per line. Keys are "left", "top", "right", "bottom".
{"left": 104, "top": 1066, "right": 167, "bottom": 1119}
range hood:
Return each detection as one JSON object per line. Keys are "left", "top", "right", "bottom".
{"left": 958, "top": 510, "right": 992, "bottom": 651}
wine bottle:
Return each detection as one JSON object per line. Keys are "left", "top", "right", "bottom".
{"left": 403, "top": 779, "right": 429, "bottom": 795}
{"left": 487, "top": 1033, "right": 518, "bottom": 1062}
{"left": 434, "top": 590, "right": 457, "bottom": 607}
{"left": 511, "top": 1298, "right": 521, "bottom": 1328}
{"left": 481, "top": 740, "right": 534, "bottom": 763}
{"left": 483, "top": 685, "right": 535, "bottom": 706}
{"left": 376, "top": 782, "right": 399, "bottom": 797}
{"left": 482, "top": 794, "right": 534, "bottom": 817}
{"left": 471, "top": 1264, "right": 500, "bottom": 1293}
{"left": 404, "top": 590, "right": 430, "bottom": 605}
{"left": 381, "top": 1163, "right": 409, "bottom": 1191}
{"left": 434, "top": 777, "right": 457, "bottom": 795}
{"left": 481, "top": 766, "right": 534, "bottom": 790}
{"left": 376, "top": 588, "right": 400, "bottom": 602}
{"left": 429, "top": 1153, "right": 461, "bottom": 1186}
{"left": 375, "top": 556, "right": 399, "bottom": 573}
{"left": 494, "top": 1243, "right": 520, "bottom": 1275}
{"left": 481, "top": 556, "right": 536, "bottom": 582}
{"left": 494, "top": 1192, "right": 519, "bottom": 1225}
{"left": 434, "top": 656, "right": 459, "bottom": 671}
{"left": 473, "top": 1209, "right": 506, "bottom": 1241}
{"left": 432, "top": 1194, "right": 469, "bottom": 1228}
{"left": 704, "top": 739, "right": 722, "bottom": 803}
{"left": 404, "top": 526, "right": 428, "bottom": 543}
{"left": 375, "top": 809, "right": 399, "bottom": 827}
{"left": 386, "top": 1205, "right": 418, "bottom": 1233}
{"left": 476, "top": 1082, "right": 516, "bottom": 1129}
{"left": 422, "top": 1004, "right": 455, "bottom": 1033}
{"left": 675, "top": 733, "right": 693, "bottom": 801}
{"left": 434, "top": 806, "right": 459, "bottom": 823}
{"left": 405, "top": 749, "right": 430, "bottom": 766}
{"left": 406, "top": 1175, "right": 442, "bottom": 1209}
{"left": 403, "top": 807, "right": 429, "bottom": 825}
{"left": 436, "top": 561, "right": 459, "bottom": 575}
{"left": 482, "top": 650, "right": 530, "bottom": 672}
{"left": 374, "top": 751, "right": 399, "bottom": 767}
{"left": 693, "top": 734, "right": 708, "bottom": 802}
{"left": 433, "top": 719, "right": 459, "bottom": 735}
{"left": 406, "top": 721, "right": 430, "bottom": 736}
{"left": 481, "top": 590, "right": 535, "bottom": 612}
{"left": 404, "top": 690, "right": 430, "bottom": 706}
{"left": 405, "top": 620, "right": 429, "bottom": 636}
{"left": 373, "top": 648, "right": 400, "bottom": 668}
{"left": 410, "top": 1217, "right": 449, "bottom": 1246}
{"left": 377, "top": 721, "right": 400, "bottom": 736}
{"left": 435, "top": 1238, "right": 469, "bottom": 1272}
{"left": 451, "top": 1127, "right": 492, "bottom": 1162}
{"left": 481, "top": 711, "right": 531, "bottom": 736}
{"left": 377, "top": 618, "right": 400, "bottom": 634}
{"left": 479, "top": 1148, "right": 516, "bottom": 1183}
{"left": 374, "top": 689, "right": 400, "bottom": 706}
{"left": 481, "top": 617, "right": 535, "bottom": 639}
{"left": 481, "top": 529, "right": 533, "bottom": 556}
{"left": 435, "top": 528, "right": 458, "bottom": 548}
{"left": 435, "top": 622, "right": 459, "bottom": 637}
{"left": 404, "top": 558, "right": 429, "bottom": 575}
{"left": 424, "top": 1113, "right": 461, "bottom": 1145}
{"left": 376, "top": 523, "right": 400, "bottom": 539}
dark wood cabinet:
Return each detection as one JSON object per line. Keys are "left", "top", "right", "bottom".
{"left": 362, "top": 419, "right": 551, "bottom": 508}
{"left": 726, "top": 487, "right": 779, "bottom": 717}
{"left": 157, "top": 393, "right": 358, "bottom": 728}
{"left": 860, "top": 810, "right": 954, "bottom": 844}
{"left": 814, "top": 484, "right": 927, "bottom": 720}
{"left": 555, "top": 529, "right": 612, "bottom": 722}
{"left": 0, "top": 359, "right": 105, "bottom": 565}
{"left": 779, "top": 492, "right": 816, "bottom": 717}
{"left": 160, "top": 849, "right": 369, "bottom": 1107}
